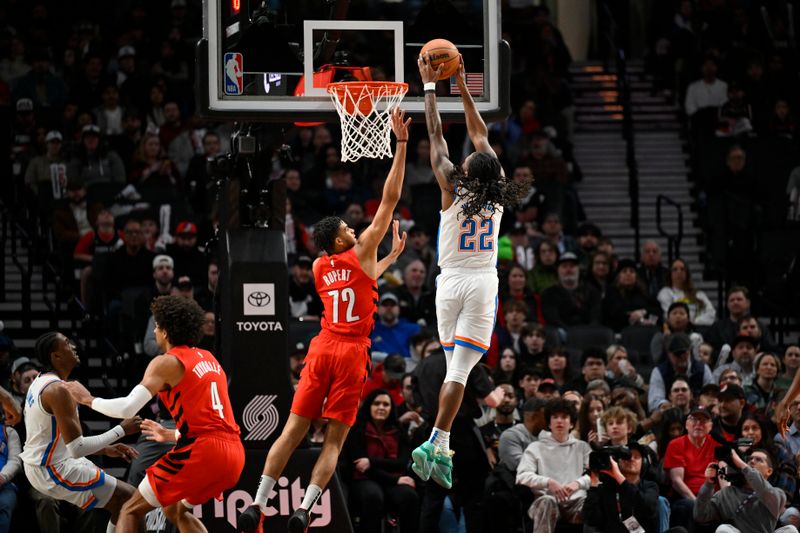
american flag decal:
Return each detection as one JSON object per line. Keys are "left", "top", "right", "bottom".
{"left": 450, "top": 72, "right": 484, "bottom": 96}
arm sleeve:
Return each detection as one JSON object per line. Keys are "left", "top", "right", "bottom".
{"left": 0, "top": 428, "right": 22, "bottom": 481}
{"left": 91, "top": 384, "right": 153, "bottom": 419}
{"left": 65, "top": 425, "right": 125, "bottom": 458}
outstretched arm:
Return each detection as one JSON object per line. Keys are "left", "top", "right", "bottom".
{"left": 455, "top": 57, "right": 496, "bottom": 158}
{"left": 418, "top": 55, "right": 456, "bottom": 209}
{"left": 355, "top": 107, "right": 410, "bottom": 278}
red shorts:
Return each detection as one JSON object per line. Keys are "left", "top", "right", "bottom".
{"left": 291, "top": 330, "right": 371, "bottom": 427}
{"left": 145, "top": 433, "right": 245, "bottom": 507}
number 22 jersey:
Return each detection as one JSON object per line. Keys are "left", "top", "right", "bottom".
{"left": 314, "top": 247, "right": 378, "bottom": 340}
{"left": 437, "top": 194, "right": 503, "bottom": 270}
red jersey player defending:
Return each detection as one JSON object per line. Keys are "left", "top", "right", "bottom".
{"left": 238, "top": 106, "right": 411, "bottom": 533}
{"left": 65, "top": 295, "right": 245, "bottom": 533}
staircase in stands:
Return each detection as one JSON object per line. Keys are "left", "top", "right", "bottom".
{"left": 570, "top": 60, "right": 719, "bottom": 306}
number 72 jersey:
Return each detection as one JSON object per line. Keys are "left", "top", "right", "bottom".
{"left": 438, "top": 196, "right": 503, "bottom": 270}
{"left": 159, "top": 347, "right": 241, "bottom": 439}
{"left": 314, "top": 248, "right": 379, "bottom": 339}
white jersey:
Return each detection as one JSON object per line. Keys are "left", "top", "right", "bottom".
{"left": 20, "top": 373, "right": 67, "bottom": 466}
{"left": 437, "top": 193, "right": 503, "bottom": 270}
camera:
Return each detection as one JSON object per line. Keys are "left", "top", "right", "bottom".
{"left": 712, "top": 438, "right": 753, "bottom": 486}
{"left": 589, "top": 445, "right": 631, "bottom": 472}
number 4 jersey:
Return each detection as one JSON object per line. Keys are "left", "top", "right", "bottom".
{"left": 437, "top": 195, "right": 503, "bottom": 270}
{"left": 314, "top": 247, "right": 378, "bottom": 340}
{"left": 159, "top": 347, "right": 240, "bottom": 438}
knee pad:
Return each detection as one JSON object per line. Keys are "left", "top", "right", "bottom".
{"left": 443, "top": 346, "right": 483, "bottom": 386}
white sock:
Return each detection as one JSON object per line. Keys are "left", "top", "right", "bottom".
{"left": 254, "top": 475, "right": 277, "bottom": 513}
{"left": 429, "top": 427, "right": 450, "bottom": 452}
{"left": 106, "top": 523, "right": 115, "bottom": 533}
{"left": 300, "top": 484, "right": 322, "bottom": 511}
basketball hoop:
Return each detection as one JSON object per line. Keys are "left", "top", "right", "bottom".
{"left": 327, "top": 81, "right": 409, "bottom": 162}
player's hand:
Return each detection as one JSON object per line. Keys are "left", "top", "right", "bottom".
{"left": 62, "top": 380, "right": 94, "bottom": 407}
{"left": 417, "top": 53, "right": 443, "bottom": 85}
{"left": 104, "top": 443, "right": 139, "bottom": 462}
{"left": 484, "top": 386, "right": 505, "bottom": 408}
{"left": 1, "top": 394, "right": 21, "bottom": 426}
{"left": 387, "top": 220, "right": 407, "bottom": 259}
{"left": 390, "top": 106, "right": 411, "bottom": 141}
{"left": 397, "top": 476, "right": 416, "bottom": 488}
{"left": 353, "top": 457, "right": 370, "bottom": 474}
{"left": 120, "top": 416, "right": 142, "bottom": 436}
{"left": 141, "top": 419, "right": 178, "bottom": 443}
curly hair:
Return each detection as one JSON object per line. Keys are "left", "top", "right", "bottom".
{"left": 34, "top": 331, "right": 61, "bottom": 370}
{"left": 151, "top": 295, "right": 204, "bottom": 347}
{"left": 449, "top": 152, "right": 527, "bottom": 220}
{"left": 544, "top": 397, "right": 578, "bottom": 426}
{"left": 313, "top": 216, "right": 344, "bottom": 255}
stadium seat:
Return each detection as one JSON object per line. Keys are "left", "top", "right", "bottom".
{"left": 564, "top": 325, "right": 615, "bottom": 352}
{"left": 620, "top": 325, "right": 659, "bottom": 367}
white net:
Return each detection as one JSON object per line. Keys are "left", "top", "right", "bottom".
{"left": 327, "top": 82, "right": 408, "bottom": 162}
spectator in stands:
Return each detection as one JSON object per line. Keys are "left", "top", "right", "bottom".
{"left": 342, "top": 388, "right": 418, "bottom": 533}
{"left": 24, "top": 130, "right": 67, "bottom": 198}
{"left": 527, "top": 238, "right": 560, "bottom": 293}
{"left": 684, "top": 57, "right": 728, "bottom": 117}
{"left": 158, "top": 101, "right": 184, "bottom": 149}
{"left": 649, "top": 333, "right": 714, "bottom": 412}
{"left": 11, "top": 48, "right": 67, "bottom": 109}
{"left": 0, "top": 408, "right": 22, "bottom": 531}
{"left": 567, "top": 348, "right": 613, "bottom": 395}
{"left": 504, "top": 168, "right": 542, "bottom": 239}
{"left": 542, "top": 251, "right": 602, "bottom": 330}
{"left": 719, "top": 368, "right": 744, "bottom": 388}
{"left": 694, "top": 448, "right": 794, "bottom": 533}
{"left": 698, "top": 342, "right": 714, "bottom": 366}
{"left": 516, "top": 399, "right": 590, "bottom": 529}
{"left": 165, "top": 221, "right": 207, "bottom": 286}
{"left": 602, "top": 258, "right": 662, "bottom": 332}
{"left": 519, "top": 323, "right": 547, "bottom": 371}
{"left": 745, "top": 352, "right": 783, "bottom": 415}
{"left": 707, "top": 286, "right": 774, "bottom": 351}
{"left": 9, "top": 357, "right": 40, "bottom": 408}
{"left": 106, "top": 217, "right": 154, "bottom": 298}
{"left": 697, "top": 383, "right": 720, "bottom": 415}
{"left": 586, "top": 379, "right": 611, "bottom": 406}
{"left": 777, "top": 345, "right": 800, "bottom": 391}
{"left": 395, "top": 260, "right": 435, "bottom": 328}
{"left": 767, "top": 99, "right": 796, "bottom": 140}
{"left": 396, "top": 373, "right": 424, "bottom": 440}
{"left": 480, "top": 383, "right": 519, "bottom": 468}
{"left": 577, "top": 394, "right": 607, "bottom": 447}
{"left": 323, "top": 165, "right": 370, "bottom": 214}
{"left": 605, "top": 345, "right": 645, "bottom": 390}
{"left": 637, "top": 240, "right": 668, "bottom": 298}
{"left": 198, "top": 310, "right": 215, "bottom": 351}
{"left": 663, "top": 406, "right": 721, "bottom": 530}
{"left": 583, "top": 441, "right": 660, "bottom": 533}
{"left": 495, "top": 300, "right": 528, "bottom": 354}
{"left": 775, "top": 397, "right": 800, "bottom": 457}
{"left": 145, "top": 84, "right": 166, "bottom": 129}
{"left": 546, "top": 348, "right": 572, "bottom": 389}
{"left": 404, "top": 138, "right": 435, "bottom": 187}
{"left": 94, "top": 85, "right": 124, "bottom": 137}
{"left": 657, "top": 258, "right": 717, "bottom": 326}
{"left": 52, "top": 178, "right": 97, "bottom": 264}
{"left": 74, "top": 208, "right": 123, "bottom": 307}
{"left": 536, "top": 378, "right": 561, "bottom": 400}
{"left": 518, "top": 367, "right": 543, "bottom": 401}
{"left": 740, "top": 412, "right": 797, "bottom": 498}
{"left": 493, "top": 348, "right": 519, "bottom": 385}
{"left": 575, "top": 222, "right": 602, "bottom": 272}
{"left": 195, "top": 259, "right": 218, "bottom": 311}
{"left": 499, "top": 264, "right": 540, "bottom": 323}
{"left": 129, "top": 131, "right": 179, "bottom": 188}
{"left": 112, "top": 109, "right": 145, "bottom": 168}
{"left": 288, "top": 255, "right": 322, "bottom": 321}
{"left": 363, "top": 354, "right": 406, "bottom": 407}
{"left": 669, "top": 376, "right": 694, "bottom": 417}
{"left": 520, "top": 130, "right": 569, "bottom": 187}
{"left": 371, "top": 293, "right": 420, "bottom": 360}
{"left": 738, "top": 314, "right": 777, "bottom": 353}
{"left": 715, "top": 383, "right": 747, "bottom": 442}
{"left": 651, "top": 302, "right": 705, "bottom": 362}
{"left": 498, "top": 397, "right": 547, "bottom": 472}
{"left": 540, "top": 212, "right": 576, "bottom": 255}
{"left": 717, "top": 82, "right": 753, "bottom": 137}
{"left": 714, "top": 335, "right": 758, "bottom": 386}
{"left": 67, "top": 124, "right": 126, "bottom": 186}
{"left": 586, "top": 251, "right": 612, "bottom": 298}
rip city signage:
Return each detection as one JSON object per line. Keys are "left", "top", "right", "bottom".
{"left": 237, "top": 283, "right": 284, "bottom": 332}
{"left": 192, "top": 449, "right": 353, "bottom": 532}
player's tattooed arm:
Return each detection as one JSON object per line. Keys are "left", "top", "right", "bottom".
{"left": 376, "top": 220, "right": 407, "bottom": 278}
{"left": 418, "top": 54, "right": 455, "bottom": 197}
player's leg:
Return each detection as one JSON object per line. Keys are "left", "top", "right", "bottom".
{"left": 101, "top": 479, "right": 137, "bottom": 530}
{"left": 163, "top": 501, "right": 207, "bottom": 533}
{"left": 115, "top": 488, "right": 155, "bottom": 532}
{"left": 287, "top": 418, "right": 351, "bottom": 533}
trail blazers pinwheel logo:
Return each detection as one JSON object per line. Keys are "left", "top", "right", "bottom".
{"left": 242, "top": 394, "right": 280, "bottom": 441}
{"left": 243, "top": 283, "right": 275, "bottom": 315}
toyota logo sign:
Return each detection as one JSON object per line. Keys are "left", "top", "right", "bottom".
{"left": 242, "top": 283, "right": 275, "bottom": 315}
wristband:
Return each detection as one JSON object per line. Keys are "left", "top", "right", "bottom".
{"left": 396, "top": 139, "right": 408, "bottom": 143}
{"left": 423, "top": 82, "right": 436, "bottom": 92}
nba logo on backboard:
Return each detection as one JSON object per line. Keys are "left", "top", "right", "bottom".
{"left": 223, "top": 52, "right": 243, "bottom": 95}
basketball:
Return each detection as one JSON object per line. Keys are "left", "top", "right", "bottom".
{"left": 419, "top": 38, "right": 460, "bottom": 80}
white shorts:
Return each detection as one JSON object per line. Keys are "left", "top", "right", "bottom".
{"left": 24, "top": 458, "right": 117, "bottom": 511}
{"left": 436, "top": 269, "right": 498, "bottom": 354}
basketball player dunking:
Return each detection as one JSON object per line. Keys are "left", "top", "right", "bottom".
{"left": 237, "top": 107, "right": 411, "bottom": 533}
{"left": 65, "top": 296, "right": 245, "bottom": 533}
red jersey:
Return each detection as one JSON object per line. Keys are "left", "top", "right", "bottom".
{"left": 314, "top": 247, "right": 377, "bottom": 340}
{"left": 159, "top": 346, "right": 240, "bottom": 439}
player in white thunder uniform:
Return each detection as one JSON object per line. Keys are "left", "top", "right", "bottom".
{"left": 21, "top": 332, "right": 140, "bottom": 532}
{"left": 412, "top": 56, "right": 527, "bottom": 489}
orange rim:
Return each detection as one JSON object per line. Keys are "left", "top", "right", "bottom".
{"left": 326, "top": 81, "right": 409, "bottom": 99}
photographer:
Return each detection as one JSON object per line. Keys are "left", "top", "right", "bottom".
{"left": 694, "top": 448, "right": 798, "bottom": 533}
{"left": 583, "top": 442, "right": 663, "bottom": 533}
